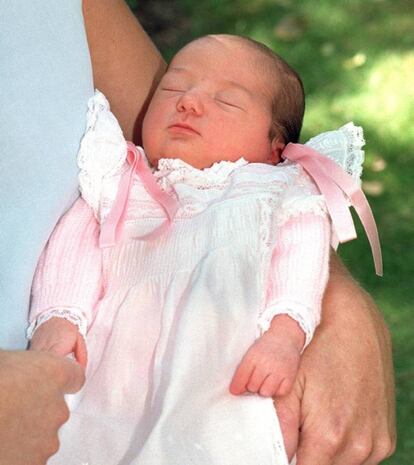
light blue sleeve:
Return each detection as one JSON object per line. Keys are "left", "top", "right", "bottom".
{"left": 0, "top": 0, "right": 94, "bottom": 349}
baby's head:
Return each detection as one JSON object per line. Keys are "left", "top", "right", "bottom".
{"left": 142, "top": 34, "right": 304, "bottom": 169}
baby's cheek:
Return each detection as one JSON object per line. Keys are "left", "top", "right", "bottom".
{"left": 141, "top": 105, "right": 162, "bottom": 150}
{"left": 141, "top": 129, "right": 159, "bottom": 163}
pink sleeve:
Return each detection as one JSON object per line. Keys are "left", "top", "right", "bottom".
{"left": 28, "top": 197, "right": 103, "bottom": 337}
{"left": 259, "top": 212, "right": 331, "bottom": 348}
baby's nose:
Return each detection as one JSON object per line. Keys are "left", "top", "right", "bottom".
{"left": 176, "top": 91, "right": 204, "bottom": 115}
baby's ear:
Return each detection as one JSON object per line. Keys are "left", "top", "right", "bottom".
{"left": 269, "top": 137, "right": 286, "bottom": 164}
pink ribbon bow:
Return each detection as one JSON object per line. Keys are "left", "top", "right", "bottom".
{"left": 99, "top": 142, "right": 179, "bottom": 248}
{"left": 282, "top": 143, "right": 383, "bottom": 276}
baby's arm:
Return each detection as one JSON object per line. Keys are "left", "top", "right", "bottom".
{"left": 230, "top": 212, "right": 330, "bottom": 397}
{"left": 28, "top": 197, "right": 103, "bottom": 367}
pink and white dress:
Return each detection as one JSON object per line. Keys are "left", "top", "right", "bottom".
{"left": 28, "top": 92, "right": 368, "bottom": 465}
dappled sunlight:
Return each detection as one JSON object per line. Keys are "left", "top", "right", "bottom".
{"left": 343, "top": 52, "right": 367, "bottom": 69}
{"left": 304, "top": 52, "right": 413, "bottom": 145}
{"left": 350, "top": 52, "right": 413, "bottom": 139}
{"left": 362, "top": 180, "right": 384, "bottom": 196}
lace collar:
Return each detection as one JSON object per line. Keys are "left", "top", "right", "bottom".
{"left": 153, "top": 156, "right": 249, "bottom": 189}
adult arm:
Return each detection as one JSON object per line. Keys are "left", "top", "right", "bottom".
{"left": 82, "top": 0, "right": 167, "bottom": 143}
{"left": 276, "top": 252, "right": 396, "bottom": 465}
{"left": 0, "top": 350, "right": 84, "bottom": 465}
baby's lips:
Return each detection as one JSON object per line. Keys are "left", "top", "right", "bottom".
{"left": 167, "top": 122, "right": 201, "bottom": 135}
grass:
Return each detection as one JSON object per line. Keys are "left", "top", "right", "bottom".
{"left": 131, "top": 0, "right": 413, "bottom": 461}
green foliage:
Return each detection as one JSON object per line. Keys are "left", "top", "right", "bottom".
{"left": 130, "top": 0, "right": 413, "bottom": 461}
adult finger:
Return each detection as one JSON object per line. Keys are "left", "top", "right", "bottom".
{"left": 295, "top": 434, "right": 336, "bottom": 465}
{"left": 335, "top": 429, "right": 396, "bottom": 465}
{"left": 273, "top": 389, "right": 301, "bottom": 462}
{"left": 330, "top": 437, "right": 373, "bottom": 465}
{"left": 362, "top": 433, "right": 396, "bottom": 465}
{"left": 299, "top": 437, "right": 389, "bottom": 465}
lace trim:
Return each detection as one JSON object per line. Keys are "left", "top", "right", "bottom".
{"left": 342, "top": 122, "right": 365, "bottom": 178}
{"left": 259, "top": 198, "right": 273, "bottom": 249}
{"left": 154, "top": 157, "right": 249, "bottom": 190}
{"left": 26, "top": 307, "right": 88, "bottom": 340}
{"left": 305, "top": 122, "right": 365, "bottom": 181}
{"left": 258, "top": 300, "right": 318, "bottom": 350}
{"left": 276, "top": 196, "right": 328, "bottom": 227}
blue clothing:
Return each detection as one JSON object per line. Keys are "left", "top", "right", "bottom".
{"left": 0, "top": 0, "right": 94, "bottom": 348}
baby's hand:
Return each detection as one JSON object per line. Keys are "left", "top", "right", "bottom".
{"left": 229, "top": 315, "right": 305, "bottom": 397}
{"left": 29, "top": 317, "right": 87, "bottom": 369}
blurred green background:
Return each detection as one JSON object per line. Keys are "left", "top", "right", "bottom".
{"left": 130, "top": 0, "right": 413, "bottom": 462}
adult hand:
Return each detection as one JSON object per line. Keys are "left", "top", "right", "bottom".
{"left": 0, "top": 350, "right": 85, "bottom": 465}
{"left": 275, "top": 253, "right": 396, "bottom": 465}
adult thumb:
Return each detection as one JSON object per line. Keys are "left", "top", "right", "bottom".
{"left": 273, "top": 389, "right": 301, "bottom": 462}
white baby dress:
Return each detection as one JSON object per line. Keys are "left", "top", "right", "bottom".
{"left": 29, "top": 91, "right": 366, "bottom": 465}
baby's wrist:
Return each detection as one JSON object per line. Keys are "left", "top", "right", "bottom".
{"left": 27, "top": 308, "right": 88, "bottom": 340}
{"left": 267, "top": 314, "right": 306, "bottom": 351}
{"left": 34, "top": 317, "right": 80, "bottom": 335}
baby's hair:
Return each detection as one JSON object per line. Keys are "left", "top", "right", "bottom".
{"left": 237, "top": 36, "right": 305, "bottom": 144}
{"left": 198, "top": 34, "right": 305, "bottom": 144}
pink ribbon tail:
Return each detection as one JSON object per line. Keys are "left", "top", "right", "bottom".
{"left": 282, "top": 143, "right": 383, "bottom": 276}
{"left": 99, "top": 142, "right": 178, "bottom": 248}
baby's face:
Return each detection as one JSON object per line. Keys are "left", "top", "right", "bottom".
{"left": 142, "top": 36, "right": 281, "bottom": 169}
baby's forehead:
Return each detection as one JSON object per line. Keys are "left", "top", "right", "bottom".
{"left": 169, "top": 35, "right": 277, "bottom": 93}
{"left": 173, "top": 35, "right": 263, "bottom": 63}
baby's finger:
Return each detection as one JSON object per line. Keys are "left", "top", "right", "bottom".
{"left": 47, "top": 341, "right": 75, "bottom": 358}
{"left": 74, "top": 334, "right": 88, "bottom": 369}
{"left": 247, "top": 366, "right": 268, "bottom": 394}
{"left": 259, "top": 374, "right": 280, "bottom": 397}
{"left": 29, "top": 331, "right": 54, "bottom": 351}
{"left": 29, "top": 338, "right": 48, "bottom": 352}
{"left": 30, "top": 337, "right": 61, "bottom": 354}
{"left": 229, "top": 358, "right": 255, "bottom": 395}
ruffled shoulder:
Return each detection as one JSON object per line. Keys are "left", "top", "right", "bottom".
{"left": 305, "top": 122, "right": 365, "bottom": 183}
{"left": 77, "top": 90, "right": 127, "bottom": 217}
{"left": 276, "top": 122, "right": 366, "bottom": 247}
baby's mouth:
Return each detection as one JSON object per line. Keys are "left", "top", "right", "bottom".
{"left": 167, "top": 123, "right": 201, "bottom": 135}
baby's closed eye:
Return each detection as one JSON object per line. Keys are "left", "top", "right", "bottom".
{"left": 161, "top": 87, "right": 186, "bottom": 93}
{"left": 215, "top": 98, "right": 243, "bottom": 109}
{"left": 214, "top": 96, "right": 246, "bottom": 111}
